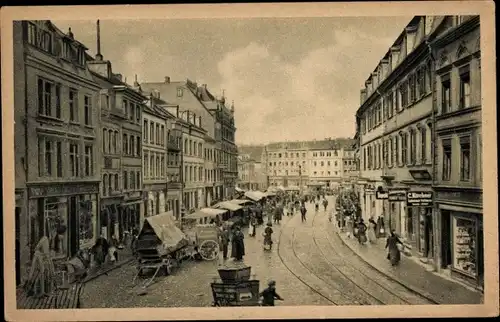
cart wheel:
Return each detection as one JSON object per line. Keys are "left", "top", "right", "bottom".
{"left": 199, "top": 240, "right": 219, "bottom": 261}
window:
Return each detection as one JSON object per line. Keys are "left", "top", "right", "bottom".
{"left": 410, "top": 129, "right": 417, "bottom": 165}
{"left": 103, "top": 174, "right": 108, "bottom": 196}
{"left": 27, "top": 22, "right": 37, "bottom": 45}
{"left": 442, "top": 139, "right": 452, "bottom": 181}
{"left": 84, "top": 95, "right": 92, "bottom": 126}
{"left": 150, "top": 155, "right": 154, "bottom": 178}
{"left": 56, "top": 142, "right": 62, "bottom": 177}
{"left": 417, "top": 66, "right": 426, "bottom": 97}
{"left": 383, "top": 140, "right": 388, "bottom": 166}
{"left": 460, "top": 136, "right": 471, "bottom": 181}
{"left": 150, "top": 123, "right": 154, "bottom": 144}
{"left": 40, "top": 30, "right": 52, "bottom": 52}
{"left": 393, "top": 135, "right": 399, "bottom": 166}
{"left": 123, "top": 134, "right": 128, "bottom": 155}
{"left": 320, "top": 161, "right": 324, "bottom": 167}
{"left": 177, "top": 88, "right": 183, "bottom": 97}
{"left": 114, "top": 174, "right": 119, "bottom": 191}
{"left": 38, "top": 78, "right": 54, "bottom": 117}
{"left": 124, "top": 171, "right": 128, "bottom": 190}
{"left": 55, "top": 84, "right": 61, "bottom": 119}
{"left": 130, "top": 171, "right": 135, "bottom": 189}
{"left": 102, "top": 129, "right": 107, "bottom": 153}
{"left": 160, "top": 125, "right": 165, "bottom": 146}
{"left": 144, "top": 153, "right": 149, "bottom": 179}
{"left": 409, "top": 73, "right": 416, "bottom": 102}
{"left": 420, "top": 127, "right": 427, "bottom": 163}
{"left": 327, "top": 161, "right": 331, "bottom": 166}
{"left": 137, "top": 172, "right": 140, "bottom": 188}
{"left": 136, "top": 136, "right": 141, "bottom": 156}
{"left": 395, "top": 86, "right": 400, "bottom": 111}
{"left": 84, "top": 145, "right": 93, "bottom": 176}
{"left": 122, "top": 100, "right": 128, "bottom": 114}
{"left": 144, "top": 120, "right": 148, "bottom": 143}
{"left": 459, "top": 66, "right": 471, "bottom": 109}
{"left": 129, "top": 103, "right": 134, "bottom": 121}
{"left": 441, "top": 75, "right": 451, "bottom": 114}
{"left": 388, "top": 137, "right": 393, "bottom": 167}
{"left": 130, "top": 136, "right": 135, "bottom": 156}
{"left": 400, "top": 81, "right": 408, "bottom": 108}
{"left": 136, "top": 106, "right": 141, "bottom": 123}
{"left": 387, "top": 91, "right": 394, "bottom": 118}
{"left": 69, "top": 89, "right": 78, "bottom": 122}
{"left": 69, "top": 142, "right": 79, "bottom": 177}
{"left": 401, "top": 132, "right": 408, "bottom": 165}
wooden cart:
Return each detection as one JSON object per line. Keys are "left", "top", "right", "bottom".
{"left": 132, "top": 212, "right": 190, "bottom": 288}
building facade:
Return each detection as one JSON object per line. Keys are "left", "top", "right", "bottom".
{"left": 14, "top": 21, "right": 101, "bottom": 283}
{"left": 238, "top": 145, "right": 268, "bottom": 191}
{"left": 237, "top": 154, "right": 256, "bottom": 190}
{"left": 308, "top": 142, "right": 344, "bottom": 190}
{"left": 342, "top": 148, "right": 359, "bottom": 180}
{"left": 142, "top": 94, "right": 168, "bottom": 218}
{"left": 430, "top": 16, "right": 483, "bottom": 288}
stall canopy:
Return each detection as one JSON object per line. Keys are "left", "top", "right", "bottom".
{"left": 264, "top": 191, "right": 277, "bottom": 197}
{"left": 229, "top": 199, "right": 254, "bottom": 206}
{"left": 213, "top": 201, "right": 243, "bottom": 212}
{"left": 140, "top": 212, "right": 189, "bottom": 253}
{"left": 235, "top": 187, "right": 246, "bottom": 193}
{"left": 285, "top": 186, "right": 300, "bottom": 191}
{"left": 244, "top": 190, "right": 266, "bottom": 201}
{"left": 185, "top": 208, "right": 228, "bottom": 220}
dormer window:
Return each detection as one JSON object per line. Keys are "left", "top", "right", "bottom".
{"left": 27, "top": 22, "right": 37, "bottom": 45}
{"left": 77, "top": 47, "right": 85, "bottom": 65}
{"left": 39, "top": 30, "right": 53, "bottom": 53}
{"left": 177, "top": 88, "right": 183, "bottom": 97}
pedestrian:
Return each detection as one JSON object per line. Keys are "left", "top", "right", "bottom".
{"left": 357, "top": 219, "right": 368, "bottom": 245}
{"left": 367, "top": 217, "right": 378, "bottom": 244}
{"left": 249, "top": 215, "right": 257, "bottom": 237}
{"left": 345, "top": 215, "right": 353, "bottom": 238}
{"left": 231, "top": 225, "right": 245, "bottom": 261}
{"left": 323, "top": 198, "right": 328, "bottom": 211}
{"left": 259, "top": 280, "right": 284, "bottom": 306}
{"left": 386, "top": 230, "right": 403, "bottom": 266}
{"left": 219, "top": 225, "right": 230, "bottom": 260}
{"left": 300, "top": 205, "right": 307, "bottom": 222}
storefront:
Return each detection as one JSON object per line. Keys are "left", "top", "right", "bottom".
{"left": 100, "top": 197, "right": 123, "bottom": 242}
{"left": 27, "top": 182, "right": 99, "bottom": 259}
{"left": 435, "top": 188, "right": 483, "bottom": 289}
{"left": 144, "top": 185, "right": 167, "bottom": 218}
{"left": 406, "top": 190, "right": 434, "bottom": 262}
{"left": 387, "top": 187, "right": 407, "bottom": 236}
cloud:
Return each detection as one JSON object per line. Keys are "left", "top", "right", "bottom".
{"left": 217, "top": 29, "right": 395, "bottom": 145}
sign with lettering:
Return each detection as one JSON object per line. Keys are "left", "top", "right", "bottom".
{"left": 407, "top": 191, "right": 433, "bottom": 206}
{"left": 376, "top": 191, "right": 389, "bottom": 200}
{"left": 29, "top": 183, "right": 99, "bottom": 198}
{"left": 388, "top": 188, "right": 407, "bottom": 201}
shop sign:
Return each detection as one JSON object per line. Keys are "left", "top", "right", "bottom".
{"left": 388, "top": 188, "right": 407, "bottom": 201}
{"left": 29, "top": 183, "right": 99, "bottom": 198}
{"left": 376, "top": 191, "right": 389, "bottom": 200}
{"left": 407, "top": 191, "right": 433, "bottom": 206}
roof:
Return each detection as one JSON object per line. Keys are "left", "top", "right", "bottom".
{"left": 141, "top": 212, "right": 189, "bottom": 252}
{"left": 266, "top": 138, "right": 356, "bottom": 151}
{"left": 244, "top": 190, "right": 266, "bottom": 201}
{"left": 229, "top": 199, "right": 254, "bottom": 205}
{"left": 238, "top": 145, "right": 265, "bottom": 163}
{"left": 184, "top": 208, "right": 228, "bottom": 220}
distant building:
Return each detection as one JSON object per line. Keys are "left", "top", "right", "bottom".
{"left": 238, "top": 145, "right": 267, "bottom": 191}
{"left": 264, "top": 139, "right": 355, "bottom": 191}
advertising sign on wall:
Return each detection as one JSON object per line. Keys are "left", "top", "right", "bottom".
{"left": 376, "top": 191, "right": 389, "bottom": 200}
{"left": 407, "top": 191, "right": 433, "bottom": 206}
{"left": 388, "top": 188, "right": 407, "bottom": 201}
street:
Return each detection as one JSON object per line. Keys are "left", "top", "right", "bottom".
{"left": 80, "top": 196, "right": 434, "bottom": 307}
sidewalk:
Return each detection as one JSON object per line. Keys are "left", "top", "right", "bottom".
{"left": 335, "top": 229, "right": 483, "bottom": 304}
{"left": 83, "top": 247, "right": 135, "bottom": 283}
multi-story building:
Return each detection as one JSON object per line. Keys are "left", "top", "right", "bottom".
{"left": 308, "top": 140, "right": 345, "bottom": 190}
{"left": 342, "top": 147, "right": 359, "bottom": 181}
{"left": 265, "top": 139, "right": 355, "bottom": 190}
{"left": 14, "top": 21, "right": 101, "bottom": 283}
{"left": 142, "top": 92, "right": 168, "bottom": 218}
{"left": 430, "top": 16, "right": 483, "bottom": 288}
{"left": 356, "top": 16, "right": 479, "bottom": 270}
{"left": 238, "top": 145, "right": 267, "bottom": 191}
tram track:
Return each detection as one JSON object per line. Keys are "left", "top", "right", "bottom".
{"left": 310, "top": 205, "right": 434, "bottom": 305}
{"left": 276, "top": 198, "right": 437, "bottom": 306}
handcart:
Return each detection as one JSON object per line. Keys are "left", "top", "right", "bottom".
{"left": 182, "top": 221, "right": 221, "bottom": 261}
{"left": 132, "top": 212, "right": 190, "bottom": 288}
{"left": 210, "top": 263, "right": 260, "bottom": 307}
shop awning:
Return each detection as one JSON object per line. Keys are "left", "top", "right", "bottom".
{"left": 235, "top": 187, "right": 246, "bottom": 192}
{"left": 213, "top": 201, "right": 243, "bottom": 212}
{"left": 264, "top": 191, "right": 277, "bottom": 197}
{"left": 184, "top": 208, "right": 228, "bottom": 220}
{"left": 229, "top": 199, "right": 253, "bottom": 205}
{"left": 244, "top": 190, "right": 265, "bottom": 201}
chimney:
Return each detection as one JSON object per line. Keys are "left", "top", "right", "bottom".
{"left": 96, "top": 20, "right": 103, "bottom": 61}
{"left": 164, "top": 76, "right": 170, "bottom": 84}
{"left": 133, "top": 74, "right": 139, "bottom": 87}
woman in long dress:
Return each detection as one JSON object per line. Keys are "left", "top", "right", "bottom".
{"left": 345, "top": 215, "right": 353, "bottom": 238}
{"left": 357, "top": 219, "right": 368, "bottom": 244}
{"left": 231, "top": 226, "right": 245, "bottom": 261}
{"left": 367, "top": 217, "right": 378, "bottom": 244}
{"left": 385, "top": 230, "right": 403, "bottom": 266}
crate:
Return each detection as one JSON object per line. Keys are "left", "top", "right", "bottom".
{"left": 211, "top": 280, "right": 260, "bottom": 306}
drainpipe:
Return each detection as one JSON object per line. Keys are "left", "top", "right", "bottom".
{"left": 426, "top": 38, "right": 439, "bottom": 271}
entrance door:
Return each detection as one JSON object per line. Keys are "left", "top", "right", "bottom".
{"left": 441, "top": 210, "right": 452, "bottom": 269}
{"left": 15, "top": 207, "right": 21, "bottom": 286}
{"left": 425, "top": 209, "right": 434, "bottom": 259}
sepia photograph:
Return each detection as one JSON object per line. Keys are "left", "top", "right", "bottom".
{"left": 1, "top": 2, "right": 498, "bottom": 321}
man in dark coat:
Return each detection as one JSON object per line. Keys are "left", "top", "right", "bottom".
{"left": 259, "top": 280, "right": 284, "bottom": 306}
{"left": 231, "top": 225, "right": 245, "bottom": 261}
{"left": 300, "top": 205, "right": 307, "bottom": 222}
{"left": 219, "top": 225, "right": 230, "bottom": 259}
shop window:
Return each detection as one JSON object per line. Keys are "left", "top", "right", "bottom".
{"left": 453, "top": 216, "right": 478, "bottom": 277}
{"left": 78, "top": 197, "right": 94, "bottom": 248}
{"left": 39, "top": 197, "right": 68, "bottom": 258}
{"left": 441, "top": 75, "right": 451, "bottom": 114}
{"left": 442, "top": 139, "right": 452, "bottom": 181}
{"left": 459, "top": 66, "right": 471, "bottom": 109}
{"left": 460, "top": 136, "right": 471, "bottom": 181}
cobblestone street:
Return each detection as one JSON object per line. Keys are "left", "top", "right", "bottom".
{"left": 80, "top": 196, "right": 459, "bottom": 308}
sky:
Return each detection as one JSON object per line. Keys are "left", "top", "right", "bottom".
{"left": 53, "top": 17, "right": 411, "bottom": 145}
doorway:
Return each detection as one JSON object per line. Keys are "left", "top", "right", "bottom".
{"left": 441, "top": 210, "right": 452, "bottom": 269}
